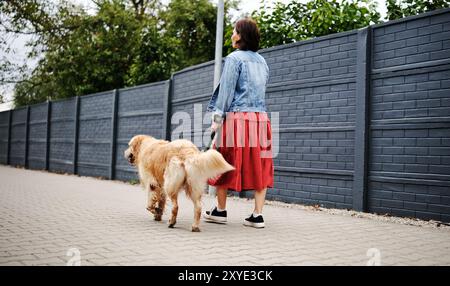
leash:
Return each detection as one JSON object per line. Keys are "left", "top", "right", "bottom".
{"left": 204, "top": 114, "right": 227, "bottom": 151}
{"left": 203, "top": 130, "right": 216, "bottom": 151}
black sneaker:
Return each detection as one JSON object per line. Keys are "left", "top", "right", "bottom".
{"left": 203, "top": 207, "right": 227, "bottom": 223}
{"left": 244, "top": 214, "right": 265, "bottom": 228}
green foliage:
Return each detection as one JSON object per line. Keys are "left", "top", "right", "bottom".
{"left": 126, "top": 23, "right": 180, "bottom": 86}
{"left": 0, "top": 0, "right": 83, "bottom": 98}
{"left": 128, "top": 179, "right": 139, "bottom": 185}
{"left": 2, "top": 0, "right": 236, "bottom": 107}
{"left": 160, "top": 0, "right": 216, "bottom": 67}
{"left": 13, "top": 78, "right": 53, "bottom": 107}
{"left": 12, "top": 1, "right": 143, "bottom": 104}
{"left": 386, "top": 0, "right": 450, "bottom": 20}
{"left": 251, "top": 0, "right": 381, "bottom": 49}
{"left": 161, "top": 0, "right": 238, "bottom": 67}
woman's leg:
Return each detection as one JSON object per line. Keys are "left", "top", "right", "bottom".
{"left": 254, "top": 188, "right": 267, "bottom": 214}
{"left": 216, "top": 186, "right": 228, "bottom": 210}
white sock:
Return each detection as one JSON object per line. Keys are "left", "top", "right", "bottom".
{"left": 217, "top": 207, "right": 226, "bottom": 212}
{"left": 252, "top": 212, "right": 262, "bottom": 217}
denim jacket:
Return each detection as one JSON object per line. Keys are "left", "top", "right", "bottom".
{"left": 207, "top": 50, "right": 269, "bottom": 118}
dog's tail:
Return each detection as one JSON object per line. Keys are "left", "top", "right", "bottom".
{"left": 184, "top": 149, "right": 235, "bottom": 183}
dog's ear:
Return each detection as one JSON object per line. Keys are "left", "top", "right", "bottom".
{"left": 129, "top": 135, "right": 146, "bottom": 154}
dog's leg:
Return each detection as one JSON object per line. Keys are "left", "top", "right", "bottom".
{"left": 146, "top": 186, "right": 156, "bottom": 212}
{"left": 146, "top": 186, "right": 162, "bottom": 221}
{"left": 187, "top": 186, "right": 202, "bottom": 232}
{"left": 168, "top": 193, "right": 179, "bottom": 228}
{"left": 163, "top": 157, "right": 186, "bottom": 229}
{"left": 192, "top": 198, "right": 202, "bottom": 232}
{"left": 184, "top": 158, "right": 209, "bottom": 232}
{"left": 155, "top": 191, "right": 166, "bottom": 222}
{"left": 143, "top": 173, "right": 159, "bottom": 212}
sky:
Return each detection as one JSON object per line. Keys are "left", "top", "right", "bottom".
{"left": 0, "top": 0, "right": 387, "bottom": 106}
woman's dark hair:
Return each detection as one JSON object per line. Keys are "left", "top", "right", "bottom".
{"left": 235, "top": 18, "right": 260, "bottom": 52}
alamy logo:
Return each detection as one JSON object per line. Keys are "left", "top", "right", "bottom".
{"left": 366, "top": 248, "right": 381, "bottom": 266}
{"left": 66, "top": 248, "right": 81, "bottom": 266}
{"left": 171, "top": 104, "right": 279, "bottom": 158}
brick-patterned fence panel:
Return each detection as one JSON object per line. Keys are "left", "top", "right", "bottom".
{"left": 28, "top": 102, "right": 49, "bottom": 170}
{"left": 114, "top": 81, "right": 169, "bottom": 182}
{"left": 9, "top": 107, "right": 28, "bottom": 167}
{"left": 259, "top": 30, "right": 358, "bottom": 209}
{"left": 49, "top": 98, "right": 76, "bottom": 174}
{"left": 77, "top": 91, "right": 114, "bottom": 178}
{"left": 0, "top": 9, "right": 449, "bottom": 222}
{"left": 170, "top": 62, "right": 215, "bottom": 147}
{"left": 368, "top": 11, "right": 450, "bottom": 222}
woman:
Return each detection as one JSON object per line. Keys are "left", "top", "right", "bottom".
{"left": 203, "top": 18, "right": 274, "bottom": 228}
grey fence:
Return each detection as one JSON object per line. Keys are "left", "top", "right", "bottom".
{"left": 1, "top": 9, "right": 449, "bottom": 222}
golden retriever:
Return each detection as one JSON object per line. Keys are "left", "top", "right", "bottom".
{"left": 124, "top": 135, "right": 234, "bottom": 232}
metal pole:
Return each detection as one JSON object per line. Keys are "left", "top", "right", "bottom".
{"left": 209, "top": 0, "right": 224, "bottom": 197}
{"left": 213, "top": 0, "right": 224, "bottom": 88}
{"left": 353, "top": 27, "right": 372, "bottom": 212}
{"left": 73, "top": 96, "right": 80, "bottom": 175}
{"left": 45, "top": 100, "right": 51, "bottom": 171}
{"left": 24, "top": 106, "right": 30, "bottom": 168}
{"left": 109, "top": 89, "right": 119, "bottom": 180}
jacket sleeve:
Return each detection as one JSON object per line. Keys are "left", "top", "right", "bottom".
{"left": 211, "top": 56, "right": 241, "bottom": 118}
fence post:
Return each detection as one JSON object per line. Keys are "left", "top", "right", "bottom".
{"left": 162, "top": 78, "right": 173, "bottom": 141}
{"left": 24, "top": 106, "right": 30, "bottom": 168}
{"left": 6, "top": 110, "right": 12, "bottom": 165}
{"left": 109, "top": 89, "right": 119, "bottom": 180}
{"left": 353, "top": 26, "right": 372, "bottom": 212}
{"left": 45, "top": 101, "right": 51, "bottom": 171}
{"left": 73, "top": 96, "right": 80, "bottom": 175}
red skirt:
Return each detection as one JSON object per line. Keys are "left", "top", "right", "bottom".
{"left": 208, "top": 112, "right": 274, "bottom": 192}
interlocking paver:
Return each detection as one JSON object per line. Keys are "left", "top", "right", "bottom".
{"left": 1, "top": 165, "right": 450, "bottom": 266}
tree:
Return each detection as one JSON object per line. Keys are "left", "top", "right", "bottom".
{"left": 126, "top": 21, "right": 180, "bottom": 86}
{"left": 160, "top": 0, "right": 218, "bottom": 67}
{"left": 161, "top": 0, "right": 238, "bottom": 67}
{"left": 0, "top": 0, "right": 84, "bottom": 91}
{"left": 2, "top": 0, "right": 240, "bottom": 107}
{"left": 126, "top": 0, "right": 161, "bottom": 19}
{"left": 386, "top": 0, "right": 450, "bottom": 20}
{"left": 10, "top": 0, "right": 145, "bottom": 105}
{"left": 249, "top": 0, "right": 381, "bottom": 49}
{"left": 1, "top": 1, "right": 187, "bottom": 106}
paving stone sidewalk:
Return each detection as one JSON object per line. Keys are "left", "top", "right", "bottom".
{"left": 1, "top": 165, "right": 449, "bottom": 266}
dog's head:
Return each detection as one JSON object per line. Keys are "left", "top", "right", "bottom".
{"left": 124, "top": 135, "right": 151, "bottom": 165}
